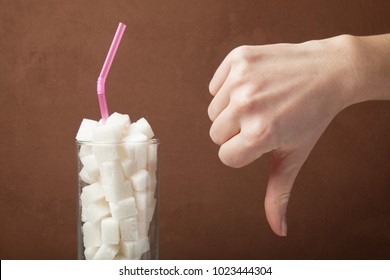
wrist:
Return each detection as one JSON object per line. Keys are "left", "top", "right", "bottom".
{"left": 354, "top": 34, "right": 390, "bottom": 102}
{"left": 322, "top": 35, "right": 366, "bottom": 109}
{"left": 328, "top": 34, "right": 390, "bottom": 107}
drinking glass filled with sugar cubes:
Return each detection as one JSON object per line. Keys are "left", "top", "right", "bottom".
{"left": 76, "top": 113, "right": 159, "bottom": 260}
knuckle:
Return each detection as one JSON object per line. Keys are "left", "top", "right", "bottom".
{"left": 231, "top": 45, "right": 252, "bottom": 61}
{"left": 278, "top": 192, "right": 291, "bottom": 206}
{"left": 231, "top": 92, "right": 255, "bottom": 114}
{"left": 265, "top": 191, "right": 291, "bottom": 207}
{"left": 229, "top": 77, "right": 246, "bottom": 90}
{"left": 243, "top": 121, "right": 271, "bottom": 147}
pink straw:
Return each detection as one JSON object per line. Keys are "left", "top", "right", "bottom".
{"left": 97, "top": 22, "right": 126, "bottom": 123}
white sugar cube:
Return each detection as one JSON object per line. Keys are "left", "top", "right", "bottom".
{"left": 81, "top": 203, "right": 88, "bottom": 222}
{"left": 109, "top": 197, "right": 137, "bottom": 220}
{"left": 84, "top": 247, "right": 99, "bottom": 260}
{"left": 78, "top": 145, "right": 92, "bottom": 158}
{"left": 106, "top": 112, "right": 130, "bottom": 130}
{"left": 148, "top": 171, "right": 157, "bottom": 192}
{"left": 135, "top": 143, "right": 148, "bottom": 170}
{"left": 92, "top": 124, "right": 122, "bottom": 143}
{"left": 79, "top": 167, "right": 97, "bottom": 184}
{"left": 121, "top": 180, "right": 133, "bottom": 195}
{"left": 101, "top": 218, "right": 120, "bottom": 245}
{"left": 123, "top": 132, "right": 148, "bottom": 142}
{"left": 131, "top": 169, "right": 150, "bottom": 192}
{"left": 135, "top": 237, "right": 150, "bottom": 257}
{"left": 147, "top": 144, "right": 158, "bottom": 172}
{"left": 137, "top": 199, "right": 156, "bottom": 223}
{"left": 118, "top": 145, "right": 129, "bottom": 160}
{"left": 86, "top": 200, "right": 110, "bottom": 222}
{"left": 120, "top": 241, "right": 136, "bottom": 259}
{"left": 148, "top": 198, "right": 156, "bottom": 222}
{"left": 114, "top": 254, "right": 127, "bottom": 260}
{"left": 136, "top": 208, "right": 147, "bottom": 223}
{"left": 76, "top": 119, "right": 99, "bottom": 141}
{"left": 121, "top": 142, "right": 135, "bottom": 160}
{"left": 122, "top": 134, "right": 148, "bottom": 162}
{"left": 121, "top": 159, "right": 136, "bottom": 178}
{"left": 99, "top": 161, "right": 133, "bottom": 202}
{"left": 129, "top": 118, "right": 154, "bottom": 139}
{"left": 92, "top": 144, "right": 121, "bottom": 163}
{"left": 93, "top": 244, "right": 119, "bottom": 260}
{"left": 137, "top": 221, "right": 150, "bottom": 238}
{"left": 104, "top": 180, "right": 133, "bottom": 203}
{"left": 135, "top": 190, "right": 154, "bottom": 210}
{"left": 120, "top": 217, "right": 138, "bottom": 241}
{"left": 80, "top": 154, "right": 99, "bottom": 179}
{"left": 99, "top": 160, "right": 124, "bottom": 185}
{"left": 80, "top": 183, "right": 105, "bottom": 205}
{"left": 82, "top": 222, "right": 101, "bottom": 247}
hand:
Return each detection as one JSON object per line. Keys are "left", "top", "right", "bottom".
{"left": 208, "top": 35, "right": 363, "bottom": 236}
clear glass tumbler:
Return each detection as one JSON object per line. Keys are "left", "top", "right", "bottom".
{"left": 76, "top": 139, "right": 159, "bottom": 260}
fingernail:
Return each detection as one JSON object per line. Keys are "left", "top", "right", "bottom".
{"left": 281, "top": 216, "right": 287, "bottom": 236}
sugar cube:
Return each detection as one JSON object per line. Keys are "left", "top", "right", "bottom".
{"left": 121, "top": 159, "right": 136, "bottom": 178}
{"left": 137, "top": 221, "right": 150, "bottom": 237}
{"left": 86, "top": 200, "right": 111, "bottom": 223}
{"left": 128, "top": 118, "right": 154, "bottom": 139}
{"left": 99, "top": 160, "right": 132, "bottom": 203}
{"left": 109, "top": 197, "right": 137, "bottom": 220}
{"left": 76, "top": 119, "right": 99, "bottom": 141}
{"left": 101, "top": 217, "right": 120, "bottom": 245}
{"left": 131, "top": 169, "right": 150, "bottom": 192}
{"left": 79, "top": 167, "right": 97, "bottom": 184}
{"left": 122, "top": 133, "right": 148, "bottom": 163}
{"left": 78, "top": 144, "right": 92, "bottom": 158}
{"left": 135, "top": 143, "right": 148, "bottom": 170}
{"left": 92, "top": 124, "right": 122, "bottom": 143}
{"left": 82, "top": 222, "right": 101, "bottom": 247}
{"left": 120, "top": 240, "right": 136, "bottom": 259}
{"left": 114, "top": 254, "right": 127, "bottom": 260}
{"left": 93, "top": 244, "right": 119, "bottom": 260}
{"left": 92, "top": 144, "right": 121, "bottom": 163}
{"left": 135, "top": 190, "right": 154, "bottom": 210}
{"left": 123, "top": 132, "right": 148, "bottom": 142}
{"left": 137, "top": 198, "right": 156, "bottom": 223}
{"left": 99, "top": 160, "right": 124, "bottom": 184}
{"left": 106, "top": 112, "right": 130, "bottom": 131}
{"left": 80, "top": 154, "right": 99, "bottom": 180}
{"left": 106, "top": 179, "right": 133, "bottom": 203}
{"left": 148, "top": 171, "right": 157, "bottom": 192}
{"left": 103, "top": 179, "right": 133, "bottom": 203}
{"left": 80, "top": 183, "right": 105, "bottom": 206}
{"left": 84, "top": 247, "right": 99, "bottom": 260}
{"left": 120, "top": 217, "right": 138, "bottom": 241}
{"left": 121, "top": 142, "right": 135, "bottom": 160}
{"left": 147, "top": 144, "right": 158, "bottom": 172}
{"left": 81, "top": 202, "right": 88, "bottom": 222}
{"left": 135, "top": 237, "right": 150, "bottom": 258}
{"left": 136, "top": 207, "right": 147, "bottom": 223}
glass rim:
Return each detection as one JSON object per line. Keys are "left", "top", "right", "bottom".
{"left": 75, "top": 138, "right": 160, "bottom": 145}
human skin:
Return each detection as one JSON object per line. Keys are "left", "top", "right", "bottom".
{"left": 208, "top": 34, "right": 390, "bottom": 236}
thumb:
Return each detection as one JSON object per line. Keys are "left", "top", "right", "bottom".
{"left": 264, "top": 149, "right": 309, "bottom": 236}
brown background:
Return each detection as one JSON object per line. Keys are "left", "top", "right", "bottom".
{"left": 1, "top": 0, "right": 390, "bottom": 259}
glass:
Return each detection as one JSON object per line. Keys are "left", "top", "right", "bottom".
{"left": 76, "top": 139, "right": 159, "bottom": 260}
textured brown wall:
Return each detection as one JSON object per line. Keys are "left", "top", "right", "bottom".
{"left": 1, "top": 0, "right": 389, "bottom": 259}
